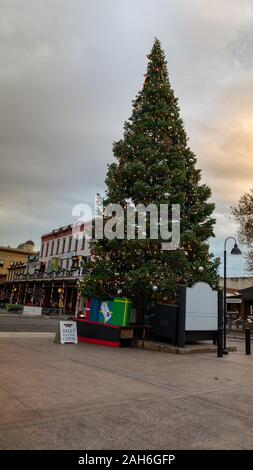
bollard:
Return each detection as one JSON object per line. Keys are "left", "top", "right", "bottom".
{"left": 245, "top": 328, "right": 251, "bottom": 355}
{"left": 217, "top": 327, "right": 223, "bottom": 358}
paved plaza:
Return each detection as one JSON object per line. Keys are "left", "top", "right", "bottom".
{"left": 0, "top": 309, "right": 68, "bottom": 332}
{"left": 0, "top": 329, "right": 253, "bottom": 450}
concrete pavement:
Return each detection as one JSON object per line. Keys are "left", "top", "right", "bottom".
{"left": 0, "top": 311, "right": 68, "bottom": 332}
{"left": 0, "top": 335, "right": 253, "bottom": 450}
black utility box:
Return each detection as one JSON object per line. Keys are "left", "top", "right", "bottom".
{"left": 153, "top": 304, "right": 178, "bottom": 344}
{"left": 152, "top": 284, "right": 222, "bottom": 347}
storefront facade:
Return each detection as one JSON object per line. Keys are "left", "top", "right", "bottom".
{"left": 3, "top": 223, "right": 91, "bottom": 314}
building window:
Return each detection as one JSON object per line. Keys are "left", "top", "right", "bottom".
{"left": 0, "top": 260, "right": 4, "bottom": 267}
{"left": 40, "top": 262, "right": 46, "bottom": 272}
{"left": 56, "top": 239, "right": 60, "bottom": 255}
{"left": 62, "top": 238, "right": 66, "bottom": 253}
{"left": 68, "top": 236, "right": 72, "bottom": 252}
{"left": 74, "top": 238, "right": 78, "bottom": 252}
{"left": 81, "top": 236, "right": 86, "bottom": 250}
{"left": 66, "top": 259, "right": 69, "bottom": 270}
{"left": 45, "top": 242, "right": 49, "bottom": 257}
{"left": 40, "top": 243, "right": 44, "bottom": 257}
{"left": 50, "top": 241, "right": 55, "bottom": 256}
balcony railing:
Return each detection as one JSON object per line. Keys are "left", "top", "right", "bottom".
{"left": 10, "top": 267, "right": 89, "bottom": 282}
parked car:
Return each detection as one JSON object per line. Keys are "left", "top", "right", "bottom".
{"left": 78, "top": 308, "right": 87, "bottom": 319}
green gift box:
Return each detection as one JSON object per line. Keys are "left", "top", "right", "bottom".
{"left": 111, "top": 298, "right": 132, "bottom": 327}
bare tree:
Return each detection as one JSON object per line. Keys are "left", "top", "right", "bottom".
{"left": 231, "top": 189, "right": 253, "bottom": 271}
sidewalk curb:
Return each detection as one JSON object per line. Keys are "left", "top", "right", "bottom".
{"left": 0, "top": 332, "right": 55, "bottom": 338}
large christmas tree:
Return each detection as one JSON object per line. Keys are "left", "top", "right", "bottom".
{"left": 83, "top": 38, "right": 219, "bottom": 309}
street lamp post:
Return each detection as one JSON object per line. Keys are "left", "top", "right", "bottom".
{"left": 152, "top": 285, "right": 158, "bottom": 327}
{"left": 223, "top": 237, "right": 241, "bottom": 353}
{"left": 152, "top": 285, "right": 158, "bottom": 303}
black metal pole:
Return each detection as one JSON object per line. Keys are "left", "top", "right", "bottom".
{"left": 217, "top": 327, "right": 223, "bottom": 357}
{"left": 217, "top": 290, "right": 223, "bottom": 358}
{"left": 246, "top": 328, "right": 251, "bottom": 355}
{"left": 223, "top": 248, "right": 227, "bottom": 351}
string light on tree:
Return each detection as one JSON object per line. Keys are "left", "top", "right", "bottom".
{"left": 82, "top": 38, "right": 220, "bottom": 311}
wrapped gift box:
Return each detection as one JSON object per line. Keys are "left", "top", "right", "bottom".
{"left": 89, "top": 298, "right": 102, "bottom": 322}
{"left": 89, "top": 297, "right": 131, "bottom": 327}
{"left": 112, "top": 298, "right": 131, "bottom": 327}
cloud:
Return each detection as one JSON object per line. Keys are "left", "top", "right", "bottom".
{"left": 0, "top": 0, "right": 253, "bottom": 274}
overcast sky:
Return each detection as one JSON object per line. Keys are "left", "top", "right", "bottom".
{"left": 1, "top": 0, "right": 253, "bottom": 275}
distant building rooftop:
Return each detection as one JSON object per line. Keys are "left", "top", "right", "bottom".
{"left": 16, "top": 240, "right": 35, "bottom": 251}
{"left": 0, "top": 241, "right": 35, "bottom": 255}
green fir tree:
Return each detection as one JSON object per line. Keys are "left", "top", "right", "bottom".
{"left": 83, "top": 38, "right": 219, "bottom": 310}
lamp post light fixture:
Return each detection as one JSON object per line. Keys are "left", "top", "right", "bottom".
{"left": 152, "top": 285, "right": 158, "bottom": 305}
{"left": 223, "top": 237, "right": 242, "bottom": 353}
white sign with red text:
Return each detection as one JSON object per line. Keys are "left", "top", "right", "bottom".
{"left": 57, "top": 321, "right": 78, "bottom": 344}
